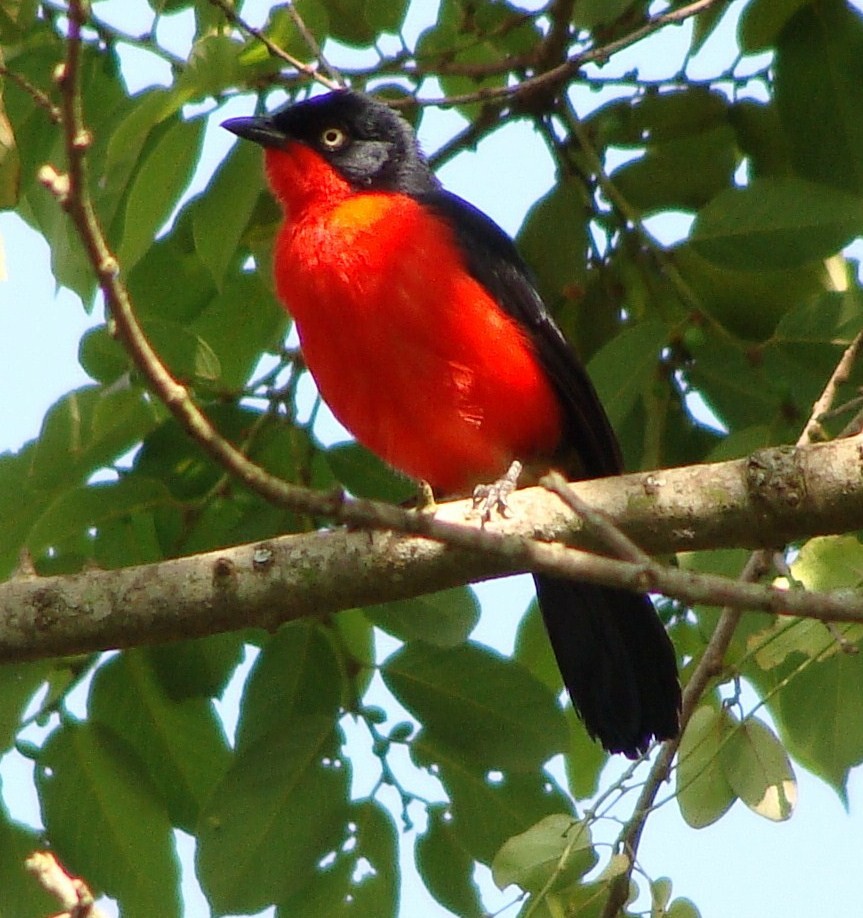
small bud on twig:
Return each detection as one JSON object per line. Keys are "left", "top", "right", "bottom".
{"left": 37, "top": 164, "right": 71, "bottom": 203}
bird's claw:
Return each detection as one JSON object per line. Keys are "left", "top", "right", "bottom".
{"left": 472, "top": 460, "right": 523, "bottom": 525}
{"left": 415, "top": 480, "right": 437, "bottom": 513}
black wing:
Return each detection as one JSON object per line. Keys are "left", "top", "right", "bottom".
{"left": 418, "top": 190, "right": 622, "bottom": 479}
{"left": 421, "top": 190, "right": 681, "bottom": 756}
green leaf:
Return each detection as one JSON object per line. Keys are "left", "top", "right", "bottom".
{"left": 651, "top": 875, "right": 673, "bottom": 912}
{"left": 772, "top": 288, "right": 863, "bottom": 345}
{"left": 747, "top": 535, "right": 863, "bottom": 673}
{"left": 684, "top": 336, "right": 780, "bottom": 432}
{"left": 16, "top": 42, "right": 131, "bottom": 302}
{"left": 27, "top": 476, "right": 174, "bottom": 560}
{"left": 413, "top": 731, "right": 575, "bottom": 864}
{"left": 415, "top": 804, "right": 485, "bottom": 918}
{"left": 78, "top": 325, "right": 130, "bottom": 384}
{"left": 775, "top": 1, "right": 863, "bottom": 195}
{"left": 92, "top": 500, "right": 168, "bottom": 569}
{"left": 36, "top": 721, "right": 181, "bottom": 917}
{"left": 187, "top": 273, "right": 286, "bottom": 389}
{"left": 27, "top": 386, "right": 159, "bottom": 490}
{"left": 738, "top": 0, "right": 811, "bottom": 52}
{"left": 174, "top": 34, "right": 247, "bottom": 102}
{"left": 196, "top": 716, "right": 350, "bottom": 913}
{"left": 417, "top": 0, "right": 540, "bottom": 118}
{"left": 676, "top": 705, "right": 737, "bottom": 828}
{"left": 367, "top": 586, "right": 480, "bottom": 647}
{"left": 513, "top": 599, "right": 561, "bottom": 694}
{"left": 792, "top": 534, "right": 863, "bottom": 591}
{"left": 193, "top": 136, "right": 265, "bottom": 289}
{"left": 0, "top": 661, "right": 47, "bottom": 752}
{"left": 118, "top": 115, "right": 205, "bottom": 275}
{"left": 572, "top": 0, "right": 637, "bottom": 30}
{"left": 689, "top": 176, "right": 863, "bottom": 271}
{"left": 690, "top": 0, "right": 730, "bottom": 55}
{"left": 146, "top": 635, "right": 246, "bottom": 700}
{"left": 383, "top": 641, "right": 567, "bottom": 772}
{"left": 0, "top": 0, "right": 38, "bottom": 41}
{"left": 326, "top": 442, "right": 414, "bottom": 502}
{"left": 720, "top": 717, "right": 796, "bottom": 821}
{"left": 332, "top": 607, "right": 376, "bottom": 698}
{"left": 588, "top": 319, "right": 667, "bottom": 428}
{"left": 134, "top": 405, "right": 263, "bottom": 500}
{"left": 537, "top": 876, "right": 625, "bottom": 918}
{"left": 89, "top": 651, "right": 231, "bottom": 832}
{"left": 563, "top": 706, "right": 606, "bottom": 801}
{"left": 729, "top": 99, "right": 793, "bottom": 181}
{"left": 765, "top": 340, "right": 861, "bottom": 432}
{"left": 0, "top": 806, "right": 57, "bottom": 918}
{"left": 491, "top": 813, "right": 596, "bottom": 894}
{"left": 324, "top": 0, "right": 375, "bottom": 45}
{"left": 747, "top": 616, "right": 848, "bottom": 672}
{"left": 611, "top": 125, "right": 738, "bottom": 214}
{"left": 140, "top": 318, "right": 221, "bottom": 384}
{"left": 517, "top": 179, "right": 589, "bottom": 304}
{"left": 126, "top": 213, "right": 217, "bottom": 324}
{"left": 591, "top": 86, "right": 729, "bottom": 148}
{"left": 683, "top": 550, "right": 777, "bottom": 662}
{"left": 667, "top": 898, "right": 703, "bottom": 918}
{"left": 0, "top": 89, "right": 20, "bottom": 209}
{"left": 773, "top": 648, "right": 863, "bottom": 797}
{"left": 235, "top": 621, "right": 343, "bottom": 752}
{"left": 246, "top": 420, "right": 310, "bottom": 483}
{"left": 366, "top": 0, "right": 409, "bottom": 33}
{"left": 104, "top": 89, "right": 186, "bottom": 214}
{"left": 275, "top": 799, "right": 398, "bottom": 918}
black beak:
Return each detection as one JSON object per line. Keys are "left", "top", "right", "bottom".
{"left": 221, "top": 116, "right": 285, "bottom": 149}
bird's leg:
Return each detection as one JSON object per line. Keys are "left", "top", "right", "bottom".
{"left": 472, "top": 460, "right": 523, "bottom": 524}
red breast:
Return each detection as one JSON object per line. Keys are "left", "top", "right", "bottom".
{"left": 266, "top": 144, "right": 562, "bottom": 493}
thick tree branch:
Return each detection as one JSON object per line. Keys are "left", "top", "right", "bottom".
{"left": 3, "top": 438, "right": 863, "bottom": 664}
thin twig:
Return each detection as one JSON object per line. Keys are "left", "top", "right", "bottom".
{"left": 0, "top": 64, "right": 61, "bottom": 122}
{"left": 426, "top": 103, "right": 507, "bottom": 169}
{"left": 415, "top": 0, "right": 727, "bottom": 108}
{"left": 282, "top": 0, "right": 343, "bottom": 85}
{"left": 207, "top": 0, "right": 341, "bottom": 90}
{"left": 558, "top": 94, "right": 711, "bottom": 326}
{"left": 799, "top": 330, "right": 863, "bottom": 444}
{"left": 542, "top": 471, "right": 650, "bottom": 565}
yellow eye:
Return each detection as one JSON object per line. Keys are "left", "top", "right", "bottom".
{"left": 320, "top": 126, "right": 347, "bottom": 150}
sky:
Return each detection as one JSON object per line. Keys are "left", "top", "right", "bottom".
{"left": 1, "top": 1, "right": 862, "bottom": 916}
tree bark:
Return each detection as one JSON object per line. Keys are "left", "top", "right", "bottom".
{"left": 2, "top": 437, "right": 862, "bottom": 663}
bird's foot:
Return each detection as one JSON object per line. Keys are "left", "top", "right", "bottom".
{"left": 415, "top": 479, "right": 438, "bottom": 513}
{"left": 472, "top": 460, "right": 523, "bottom": 525}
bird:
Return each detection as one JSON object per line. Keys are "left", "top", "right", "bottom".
{"left": 223, "top": 89, "right": 680, "bottom": 757}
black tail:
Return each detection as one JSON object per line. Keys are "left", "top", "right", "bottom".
{"left": 534, "top": 575, "right": 680, "bottom": 758}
